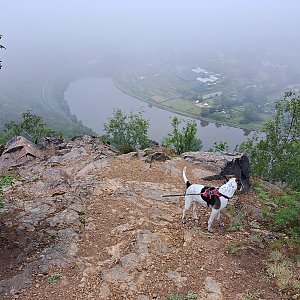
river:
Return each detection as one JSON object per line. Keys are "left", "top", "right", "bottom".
{"left": 64, "top": 77, "right": 253, "bottom": 151}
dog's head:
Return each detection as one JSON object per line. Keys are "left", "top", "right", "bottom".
{"left": 224, "top": 175, "right": 244, "bottom": 191}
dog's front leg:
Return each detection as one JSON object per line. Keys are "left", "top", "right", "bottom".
{"left": 182, "top": 197, "right": 192, "bottom": 224}
{"left": 207, "top": 208, "right": 219, "bottom": 232}
{"left": 216, "top": 211, "right": 224, "bottom": 227}
{"left": 192, "top": 201, "right": 199, "bottom": 222}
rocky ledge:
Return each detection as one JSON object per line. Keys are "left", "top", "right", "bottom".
{"left": 1, "top": 136, "right": 275, "bottom": 300}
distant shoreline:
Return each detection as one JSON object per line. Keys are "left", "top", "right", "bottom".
{"left": 112, "top": 77, "right": 259, "bottom": 133}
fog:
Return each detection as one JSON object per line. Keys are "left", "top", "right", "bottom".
{"left": 1, "top": 0, "right": 300, "bottom": 75}
{"left": 1, "top": 0, "right": 300, "bottom": 141}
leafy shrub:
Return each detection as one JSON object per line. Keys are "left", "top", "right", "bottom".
{"left": 208, "top": 141, "right": 229, "bottom": 152}
{"left": 271, "top": 192, "right": 300, "bottom": 235}
{"left": 163, "top": 116, "right": 202, "bottom": 154}
{"left": 254, "top": 183, "right": 300, "bottom": 237}
{"left": 0, "top": 110, "right": 60, "bottom": 145}
{"left": 103, "top": 109, "right": 149, "bottom": 153}
{"left": 0, "top": 170, "right": 18, "bottom": 212}
{"left": 240, "top": 92, "right": 300, "bottom": 190}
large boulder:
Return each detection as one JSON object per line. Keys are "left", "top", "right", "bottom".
{"left": 182, "top": 151, "right": 250, "bottom": 190}
{"left": 0, "top": 136, "right": 44, "bottom": 173}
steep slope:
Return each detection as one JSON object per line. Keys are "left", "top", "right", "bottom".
{"left": 0, "top": 137, "right": 280, "bottom": 299}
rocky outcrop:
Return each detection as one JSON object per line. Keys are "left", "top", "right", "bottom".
{"left": 182, "top": 151, "right": 250, "bottom": 190}
{"left": 0, "top": 135, "right": 117, "bottom": 296}
{"left": 0, "top": 136, "right": 44, "bottom": 173}
{"left": 0, "top": 136, "right": 270, "bottom": 300}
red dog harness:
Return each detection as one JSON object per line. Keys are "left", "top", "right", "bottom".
{"left": 201, "top": 186, "right": 230, "bottom": 206}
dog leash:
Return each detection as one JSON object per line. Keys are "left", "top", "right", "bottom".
{"left": 161, "top": 193, "right": 200, "bottom": 197}
{"left": 161, "top": 192, "right": 231, "bottom": 199}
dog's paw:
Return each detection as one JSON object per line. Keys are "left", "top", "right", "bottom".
{"left": 218, "top": 222, "right": 225, "bottom": 227}
{"left": 193, "top": 218, "right": 199, "bottom": 223}
{"left": 208, "top": 228, "right": 214, "bottom": 233}
{"left": 182, "top": 218, "right": 186, "bottom": 224}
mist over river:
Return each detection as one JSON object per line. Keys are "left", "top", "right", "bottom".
{"left": 64, "top": 78, "right": 253, "bottom": 151}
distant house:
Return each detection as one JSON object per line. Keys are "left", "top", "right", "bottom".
{"left": 196, "top": 74, "right": 220, "bottom": 83}
{"left": 192, "top": 67, "right": 206, "bottom": 73}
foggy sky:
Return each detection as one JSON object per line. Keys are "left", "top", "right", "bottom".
{"left": 1, "top": 0, "right": 300, "bottom": 77}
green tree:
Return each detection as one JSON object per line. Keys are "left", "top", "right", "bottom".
{"left": 240, "top": 91, "right": 300, "bottom": 190}
{"left": 200, "top": 107, "right": 210, "bottom": 117}
{"left": 0, "top": 110, "right": 59, "bottom": 145}
{"left": 220, "top": 94, "right": 234, "bottom": 110}
{"left": 163, "top": 116, "right": 202, "bottom": 154}
{"left": 240, "top": 103, "right": 262, "bottom": 124}
{"left": 208, "top": 141, "right": 229, "bottom": 152}
{"left": 0, "top": 34, "right": 5, "bottom": 69}
{"left": 103, "top": 109, "right": 149, "bottom": 153}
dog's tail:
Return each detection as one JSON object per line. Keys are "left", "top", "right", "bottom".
{"left": 183, "top": 167, "right": 192, "bottom": 189}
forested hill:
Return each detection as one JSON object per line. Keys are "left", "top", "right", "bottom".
{"left": 0, "top": 60, "right": 114, "bottom": 137}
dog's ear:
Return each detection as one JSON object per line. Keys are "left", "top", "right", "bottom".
{"left": 224, "top": 174, "right": 235, "bottom": 183}
{"left": 223, "top": 175, "right": 228, "bottom": 183}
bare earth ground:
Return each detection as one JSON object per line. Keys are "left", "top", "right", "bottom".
{"left": 0, "top": 142, "right": 282, "bottom": 300}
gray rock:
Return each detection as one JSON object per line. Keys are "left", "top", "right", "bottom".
{"left": 182, "top": 151, "right": 250, "bottom": 190}
{"left": 165, "top": 270, "right": 187, "bottom": 287}
{"left": 205, "top": 276, "right": 221, "bottom": 295}
{"left": 0, "top": 136, "right": 44, "bottom": 173}
{"left": 18, "top": 202, "right": 57, "bottom": 229}
{"left": 145, "top": 152, "right": 170, "bottom": 163}
{"left": 42, "top": 168, "right": 72, "bottom": 183}
{"left": 47, "top": 209, "right": 80, "bottom": 227}
{"left": 0, "top": 261, "right": 39, "bottom": 296}
{"left": 198, "top": 277, "right": 223, "bottom": 300}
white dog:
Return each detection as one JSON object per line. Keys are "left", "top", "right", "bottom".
{"left": 182, "top": 167, "right": 242, "bottom": 232}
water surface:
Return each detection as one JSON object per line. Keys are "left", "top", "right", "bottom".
{"left": 64, "top": 78, "right": 252, "bottom": 151}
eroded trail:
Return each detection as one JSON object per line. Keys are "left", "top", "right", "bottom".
{"left": 0, "top": 137, "right": 279, "bottom": 299}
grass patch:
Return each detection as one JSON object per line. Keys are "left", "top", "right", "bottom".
{"left": 167, "top": 293, "right": 182, "bottom": 300}
{"left": 267, "top": 251, "right": 300, "bottom": 299}
{"left": 48, "top": 273, "right": 62, "bottom": 284}
{"left": 191, "top": 226, "right": 202, "bottom": 231}
{"left": 249, "top": 233, "right": 263, "bottom": 244}
{"left": 242, "top": 291, "right": 264, "bottom": 300}
{"left": 167, "top": 291, "right": 197, "bottom": 300}
{"left": 0, "top": 170, "right": 18, "bottom": 213}
{"left": 226, "top": 211, "right": 245, "bottom": 232}
{"left": 227, "top": 244, "right": 242, "bottom": 257}
{"left": 250, "top": 220, "right": 261, "bottom": 229}
{"left": 0, "top": 169, "right": 17, "bottom": 193}
{"left": 78, "top": 211, "right": 87, "bottom": 224}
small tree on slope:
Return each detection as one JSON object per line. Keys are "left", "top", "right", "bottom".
{"left": 103, "top": 109, "right": 150, "bottom": 153}
{"left": 163, "top": 116, "right": 202, "bottom": 155}
{"left": 240, "top": 91, "right": 300, "bottom": 190}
